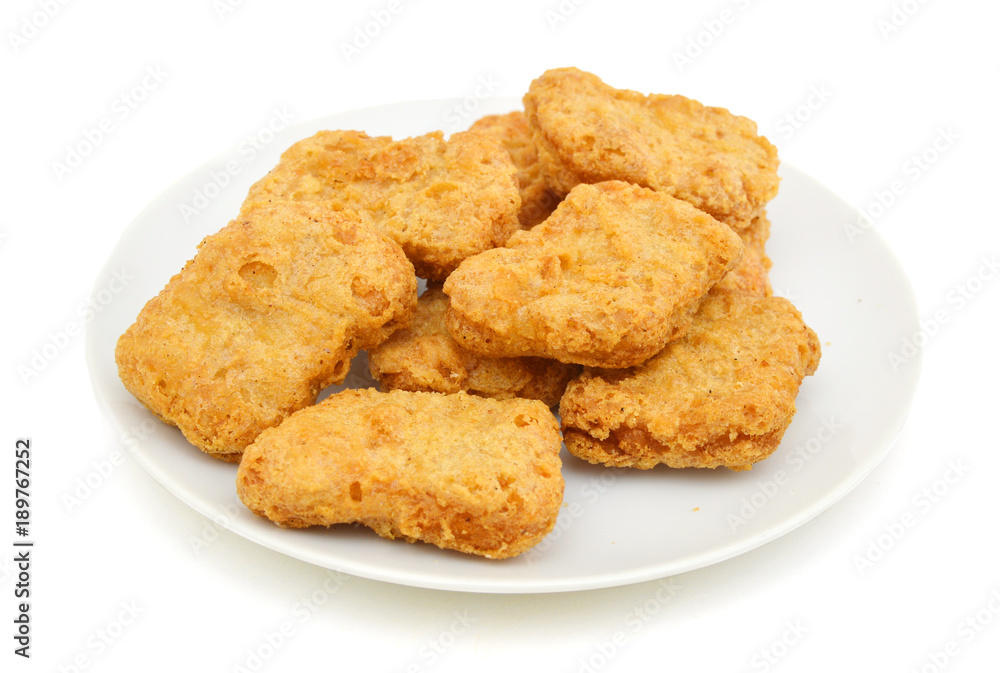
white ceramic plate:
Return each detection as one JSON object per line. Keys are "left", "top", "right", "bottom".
{"left": 86, "top": 98, "right": 921, "bottom": 593}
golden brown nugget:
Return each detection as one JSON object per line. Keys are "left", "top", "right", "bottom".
{"left": 369, "top": 285, "right": 580, "bottom": 406}
{"left": 443, "top": 181, "right": 743, "bottom": 369}
{"left": 715, "top": 213, "right": 773, "bottom": 297}
{"left": 237, "top": 389, "right": 564, "bottom": 559}
{"left": 559, "top": 292, "right": 821, "bottom": 471}
{"left": 115, "top": 202, "right": 417, "bottom": 461}
{"left": 469, "top": 111, "right": 561, "bottom": 228}
{"left": 242, "top": 129, "right": 520, "bottom": 281}
{"left": 523, "top": 67, "right": 779, "bottom": 230}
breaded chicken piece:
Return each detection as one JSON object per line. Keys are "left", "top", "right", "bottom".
{"left": 523, "top": 67, "right": 779, "bottom": 231}
{"left": 559, "top": 291, "right": 821, "bottom": 471}
{"left": 242, "top": 129, "right": 520, "bottom": 281}
{"left": 714, "top": 213, "right": 772, "bottom": 297}
{"left": 443, "top": 181, "right": 743, "bottom": 368}
{"left": 469, "top": 111, "right": 561, "bottom": 227}
{"left": 369, "top": 285, "right": 580, "bottom": 406}
{"left": 115, "top": 202, "right": 417, "bottom": 462}
{"left": 237, "top": 389, "right": 564, "bottom": 559}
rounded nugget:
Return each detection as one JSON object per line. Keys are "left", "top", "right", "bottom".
{"left": 559, "top": 292, "right": 821, "bottom": 471}
{"left": 237, "top": 389, "right": 565, "bottom": 559}
{"left": 115, "top": 202, "right": 417, "bottom": 461}
{"left": 368, "top": 285, "right": 580, "bottom": 407}
{"left": 523, "top": 67, "right": 779, "bottom": 231}
{"left": 443, "top": 181, "right": 743, "bottom": 369}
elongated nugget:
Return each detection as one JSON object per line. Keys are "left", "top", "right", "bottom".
{"left": 115, "top": 202, "right": 417, "bottom": 461}
{"left": 469, "top": 111, "right": 561, "bottom": 228}
{"left": 237, "top": 389, "right": 565, "bottom": 559}
{"left": 242, "top": 129, "right": 520, "bottom": 281}
{"left": 560, "top": 292, "right": 821, "bottom": 470}
{"left": 523, "top": 67, "right": 779, "bottom": 230}
{"left": 368, "top": 285, "right": 580, "bottom": 406}
{"left": 444, "top": 181, "right": 743, "bottom": 368}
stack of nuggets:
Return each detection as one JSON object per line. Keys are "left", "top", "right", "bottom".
{"left": 116, "top": 66, "right": 822, "bottom": 560}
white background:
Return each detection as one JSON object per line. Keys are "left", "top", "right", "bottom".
{"left": 3, "top": 0, "right": 999, "bottom": 671}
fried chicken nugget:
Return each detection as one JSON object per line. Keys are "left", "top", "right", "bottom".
{"left": 443, "top": 180, "right": 743, "bottom": 369}
{"left": 242, "top": 129, "right": 520, "bottom": 281}
{"left": 237, "top": 389, "right": 564, "bottom": 559}
{"left": 368, "top": 285, "right": 580, "bottom": 406}
{"left": 523, "top": 67, "right": 779, "bottom": 231}
{"left": 469, "top": 111, "right": 561, "bottom": 228}
{"left": 714, "top": 213, "right": 773, "bottom": 297}
{"left": 559, "top": 291, "right": 821, "bottom": 471}
{"left": 115, "top": 202, "right": 417, "bottom": 461}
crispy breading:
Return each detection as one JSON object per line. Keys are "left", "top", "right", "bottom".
{"left": 523, "top": 67, "right": 779, "bottom": 230}
{"left": 443, "top": 181, "right": 743, "bottom": 368}
{"left": 236, "top": 389, "right": 564, "bottom": 559}
{"left": 469, "top": 111, "right": 561, "bottom": 227}
{"left": 369, "top": 285, "right": 580, "bottom": 406}
{"left": 115, "top": 202, "right": 417, "bottom": 461}
{"left": 714, "top": 213, "right": 773, "bottom": 297}
{"left": 559, "top": 291, "right": 821, "bottom": 471}
{"left": 241, "top": 129, "right": 520, "bottom": 281}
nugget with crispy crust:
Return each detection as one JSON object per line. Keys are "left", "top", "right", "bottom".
{"left": 369, "top": 285, "right": 580, "bottom": 406}
{"left": 443, "top": 181, "right": 743, "bottom": 368}
{"left": 523, "top": 67, "right": 779, "bottom": 230}
{"left": 470, "top": 111, "right": 561, "bottom": 228}
{"left": 714, "top": 213, "right": 773, "bottom": 297}
{"left": 242, "top": 129, "right": 520, "bottom": 280}
{"left": 237, "top": 389, "right": 564, "bottom": 559}
{"left": 559, "top": 292, "right": 821, "bottom": 471}
{"left": 115, "top": 202, "right": 417, "bottom": 461}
